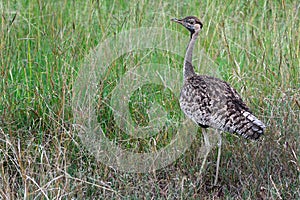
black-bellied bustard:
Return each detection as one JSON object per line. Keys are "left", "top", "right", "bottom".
{"left": 171, "top": 16, "right": 265, "bottom": 185}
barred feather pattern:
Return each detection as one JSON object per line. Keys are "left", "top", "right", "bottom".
{"left": 180, "top": 75, "right": 266, "bottom": 139}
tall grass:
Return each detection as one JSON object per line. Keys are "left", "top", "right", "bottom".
{"left": 0, "top": 0, "right": 299, "bottom": 199}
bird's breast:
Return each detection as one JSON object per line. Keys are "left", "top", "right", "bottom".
{"left": 179, "top": 84, "right": 211, "bottom": 126}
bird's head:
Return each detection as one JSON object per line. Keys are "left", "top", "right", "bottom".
{"left": 171, "top": 16, "right": 203, "bottom": 35}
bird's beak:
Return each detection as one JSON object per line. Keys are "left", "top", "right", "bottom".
{"left": 171, "top": 18, "right": 183, "bottom": 24}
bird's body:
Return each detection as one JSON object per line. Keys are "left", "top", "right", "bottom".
{"left": 172, "top": 16, "right": 265, "bottom": 185}
{"left": 180, "top": 74, "right": 265, "bottom": 140}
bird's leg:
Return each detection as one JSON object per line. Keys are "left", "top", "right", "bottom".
{"left": 199, "top": 128, "right": 211, "bottom": 175}
{"left": 214, "top": 131, "right": 222, "bottom": 186}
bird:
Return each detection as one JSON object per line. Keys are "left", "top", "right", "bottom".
{"left": 171, "top": 16, "right": 266, "bottom": 185}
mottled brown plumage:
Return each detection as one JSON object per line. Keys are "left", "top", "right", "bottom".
{"left": 180, "top": 75, "right": 265, "bottom": 139}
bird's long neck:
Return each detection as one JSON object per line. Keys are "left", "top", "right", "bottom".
{"left": 183, "top": 31, "right": 199, "bottom": 79}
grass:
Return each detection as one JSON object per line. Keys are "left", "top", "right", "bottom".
{"left": 0, "top": 0, "right": 299, "bottom": 199}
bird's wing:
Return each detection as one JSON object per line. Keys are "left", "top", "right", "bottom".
{"left": 187, "top": 75, "right": 265, "bottom": 139}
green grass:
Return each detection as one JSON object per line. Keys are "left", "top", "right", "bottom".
{"left": 1, "top": 0, "right": 299, "bottom": 199}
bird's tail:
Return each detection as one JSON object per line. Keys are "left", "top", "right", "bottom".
{"left": 234, "top": 111, "right": 266, "bottom": 140}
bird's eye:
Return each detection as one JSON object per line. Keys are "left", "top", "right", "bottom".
{"left": 188, "top": 19, "right": 195, "bottom": 25}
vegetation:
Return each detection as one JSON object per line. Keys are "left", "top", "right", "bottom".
{"left": 0, "top": 0, "right": 299, "bottom": 199}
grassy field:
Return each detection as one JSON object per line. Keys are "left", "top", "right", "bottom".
{"left": 1, "top": 0, "right": 299, "bottom": 199}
